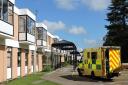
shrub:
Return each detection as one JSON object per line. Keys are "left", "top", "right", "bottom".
{"left": 43, "top": 65, "right": 53, "bottom": 72}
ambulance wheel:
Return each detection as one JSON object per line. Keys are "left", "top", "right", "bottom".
{"left": 91, "top": 71, "right": 95, "bottom": 79}
{"left": 77, "top": 68, "right": 82, "bottom": 76}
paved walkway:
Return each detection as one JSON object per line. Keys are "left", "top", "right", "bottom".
{"left": 42, "top": 66, "right": 128, "bottom": 85}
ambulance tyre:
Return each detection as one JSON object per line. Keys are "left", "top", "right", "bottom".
{"left": 77, "top": 68, "right": 82, "bottom": 76}
{"left": 91, "top": 71, "right": 95, "bottom": 79}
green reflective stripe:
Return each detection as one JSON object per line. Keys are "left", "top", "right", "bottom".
{"left": 96, "top": 65, "right": 101, "bottom": 70}
{"left": 92, "top": 64, "right": 96, "bottom": 69}
{"left": 96, "top": 60, "right": 101, "bottom": 64}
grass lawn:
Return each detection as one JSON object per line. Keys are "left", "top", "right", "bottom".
{"left": 6, "top": 72, "right": 60, "bottom": 85}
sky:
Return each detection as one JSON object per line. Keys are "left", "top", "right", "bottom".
{"left": 16, "top": 0, "right": 111, "bottom": 51}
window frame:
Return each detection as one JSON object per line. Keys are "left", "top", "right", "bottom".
{"left": 0, "top": 0, "right": 14, "bottom": 25}
{"left": 19, "top": 15, "right": 35, "bottom": 35}
{"left": 91, "top": 52, "right": 97, "bottom": 60}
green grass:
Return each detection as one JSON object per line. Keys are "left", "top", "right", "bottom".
{"left": 6, "top": 72, "right": 60, "bottom": 85}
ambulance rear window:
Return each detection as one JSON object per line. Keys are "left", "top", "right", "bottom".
{"left": 87, "top": 52, "right": 90, "bottom": 58}
{"left": 91, "top": 52, "right": 97, "bottom": 60}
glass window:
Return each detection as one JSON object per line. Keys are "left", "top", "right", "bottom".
{"left": 37, "top": 27, "right": 43, "bottom": 39}
{"left": 19, "top": 16, "right": 35, "bottom": 35}
{"left": 0, "top": 0, "right": 13, "bottom": 24}
{"left": 43, "top": 28, "right": 47, "bottom": 41}
{"left": 27, "top": 16, "right": 35, "bottom": 35}
{"left": 91, "top": 52, "right": 97, "bottom": 60}
{"left": 25, "top": 49, "right": 28, "bottom": 66}
{"left": 8, "top": 1, "right": 13, "bottom": 24}
{"left": 0, "top": 0, "right": 2, "bottom": 19}
{"left": 31, "top": 51, "right": 34, "bottom": 66}
{"left": 3, "top": 0, "right": 8, "bottom": 22}
{"left": 18, "top": 48, "right": 21, "bottom": 67}
{"left": 19, "top": 16, "right": 26, "bottom": 32}
{"left": 7, "top": 47, "right": 12, "bottom": 68}
{"left": 87, "top": 52, "right": 90, "bottom": 59}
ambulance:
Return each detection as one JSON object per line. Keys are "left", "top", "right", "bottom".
{"left": 77, "top": 46, "right": 121, "bottom": 79}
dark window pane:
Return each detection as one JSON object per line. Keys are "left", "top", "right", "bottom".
{"left": 31, "top": 50, "right": 34, "bottom": 65}
{"left": 19, "top": 16, "right": 26, "bottom": 32}
{"left": 25, "top": 49, "right": 28, "bottom": 66}
{"left": 8, "top": 1, "right": 13, "bottom": 24}
{"left": 18, "top": 48, "right": 21, "bottom": 67}
{"left": 37, "top": 27, "right": 43, "bottom": 39}
{"left": 0, "top": 0, "right": 2, "bottom": 19}
{"left": 27, "top": 16, "right": 35, "bottom": 35}
{"left": 91, "top": 52, "right": 97, "bottom": 60}
{"left": 3, "top": 0, "right": 8, "bottom": 22}
{"left": 43, "top": 28, "right": 47, "bottom": 41}
{"left": 87, "top": 52, "right": 90, "bottom": 59}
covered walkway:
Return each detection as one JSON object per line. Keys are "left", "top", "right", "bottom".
{"left": 51, "top": 40, "right": 79, "bottom": 69}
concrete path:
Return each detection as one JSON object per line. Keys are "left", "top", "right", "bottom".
{"left": 42, "top": 66, "right": 128, "bottom": 85}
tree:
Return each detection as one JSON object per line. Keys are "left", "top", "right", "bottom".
{"left": 103, "top": 0, "right": 128, "bottom": 63}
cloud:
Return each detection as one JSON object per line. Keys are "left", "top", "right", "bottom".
{"left": 68, "top": 26, "right": 86, "bottom": 35}
{"left": 81, "top": 0, "right": 110, "bottom": 11}
{"left": 43, "top": 20, "right": 65, "bottom": 32}
{"left": 54, "top": 0, "right": 79, "bottom": 10}
{"left": 55, "top": 0, "right": 110, "bottom": 11}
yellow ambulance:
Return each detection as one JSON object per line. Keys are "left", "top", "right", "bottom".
{"left": 77, "top": 46, "right": 121, "bottom": 79}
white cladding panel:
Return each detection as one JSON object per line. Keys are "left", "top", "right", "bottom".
{"left": 27, "top": 33, "right": 35, "bottom": 43}
{"left": 29, "top": 45, "right": 36, "bottom": 50}
{"left": 36, "top": 23, "right": 47, "bottom": 30}
{"left": 5, "top": 39, "right": 19, "bottom": 48}
{"left": 19, "top": 9, "right": 36, "bottom": 21}
{"left": 0, "top": 20, "right": 13, "bottom": 35}
{"left": 19, "top": 33, "right": 26, "bottom": 40}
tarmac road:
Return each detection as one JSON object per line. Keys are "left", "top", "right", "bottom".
{"left": 43, "top": 66, "right": 128, "bottom": 85}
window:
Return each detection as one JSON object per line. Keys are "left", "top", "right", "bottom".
{"left": 31, "top": 50, "right": 34, "bottom": 66}
{"left": 87, "top": 52, "right": 90, "bottom": 59}
{"left": 19, "top": 15, "right": 35, "bottom": 35}
{"left": 36, "top": 27, "right": 43, "bottom": 39}
{"left": 8, "top": 1, "right": 13, "bottom": 24}
{"left": 19, "top": 16, "right": 26, "bottom": 32}
{"left": 27, "top": 16, "right": 35, "bottom": 35}
{"left": 2, "top": 0, "right": 8, "bottom": 22}
{"left": 36, "top": 27, "right": 47, "bottom": 41}
{"left": 43, "top": 28, "right": 47, "bottom": 41}
{"left": 91, "top": 52, "right": 97, "bottom": 64}
{"left": 7, "top": 47, "right": 12, "bottom": 68}
{"left": 91, "top": 52, "right": 97, "bottom": 60}
{"left": 0, "top": 0, "right": 3, "bottom": 19}
{"left": 18, "top": 48, "right": 21, "bottom": 67}
{"left": 25, "top": 49, "right": 28, "bottom": 66}
{"left": 0, "top": 0, "right": 13, "bottom": 24}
